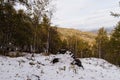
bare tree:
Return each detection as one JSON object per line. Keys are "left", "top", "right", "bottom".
{"left": 27, "top": 0, "right": 54, "bottom": 53}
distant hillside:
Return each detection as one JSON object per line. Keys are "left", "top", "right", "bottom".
{"left": 89, "top": 27, "right": 114, "bottom": 34}
{"left": 57, "top": 27, "right": 96, "bottom": 45}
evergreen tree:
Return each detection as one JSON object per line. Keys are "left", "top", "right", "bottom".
{"left": 75, "top": 38, "right": 91, "bottom": 58}
{"left": 61, "top": 39, "right": 68, "bottom": 49}
{"left": 108, "top": 1, "right": 120, "bottom": 65}
{"left": 40, "top": 14, "right": 51, "bottom": 53}
{"left": 66, "top": 35, "right": 91, "bottom": 58}
{"left": 0, "top": 0, "right": 64, "bottom": 56}
{"left": 13, "top": 10, "right": 34, "bottom": 52}
{"left": 0, "top": 2, "right": 17, "bottom": 53}
{"left": 109, "top": 22, "right": 120, "bottom": 65}
{"left": 96, "top": 27, "right": 109, "bottom": 59}
{"left": 0, "top": 1, "right": 34, "bottom": 54}
{"left": 49, "top": 27, "right": 62, "bottom": 54}
{"left": 40, "top": 15, "right": 62, "bottom": 54}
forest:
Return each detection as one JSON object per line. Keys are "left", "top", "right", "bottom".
{"left": 0, "top": 0, "right": 120, "bottom": 66}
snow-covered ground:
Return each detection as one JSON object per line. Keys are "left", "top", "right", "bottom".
{"left": 0, "top": 53, "right": 120, "bottom": 80}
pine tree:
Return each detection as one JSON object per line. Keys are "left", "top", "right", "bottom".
{"left": 108, "top": 1, "right": 120, "bottom": 65}
{"left": 0, "top": 1, "right": 17, "bottom": 54}
{"left": 49, "top": 27, "right": 62, "bottom": 54}
{"left": 13, "top": 10, "right": 34, "bottom": 52}
{"left": 96, "top": 27, "right": 109, "bottom": 59}
{"left": 0, "top": 1, "right": 34, "bottom": 54}
{"left": 109, "top": 22, "right": 120, "bottom": 65}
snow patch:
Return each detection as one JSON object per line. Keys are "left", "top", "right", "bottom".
{"left": 0, "top": 53, "right": 120, "bottom": 80}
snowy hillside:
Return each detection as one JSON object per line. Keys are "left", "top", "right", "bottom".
{"left": 0, "top": 53, "right": 120, "bottom": 80}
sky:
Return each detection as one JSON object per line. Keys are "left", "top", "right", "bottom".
{"left": 52, "top": 0, "right": 120, "bottom": 31}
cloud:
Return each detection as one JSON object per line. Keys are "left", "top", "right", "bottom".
{"left": 52, "top": 0, "right": 120, "bottom": 31}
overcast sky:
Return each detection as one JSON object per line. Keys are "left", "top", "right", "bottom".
{"left": 52, "top": 0, "right": 120, "bottom": 31}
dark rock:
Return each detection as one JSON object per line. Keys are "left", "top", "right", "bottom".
{"left": 72, "top": 58, "right": 84, "bottom": 69}
{"left": 51, "top": 58, "right": 59, "bottom": 64}
{"left": 58, "top": 49, "right": 67, "bottom": 54}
